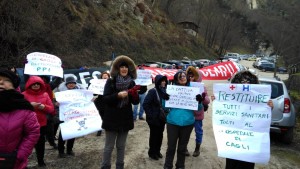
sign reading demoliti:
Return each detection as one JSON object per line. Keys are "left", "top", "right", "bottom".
{"left": 212, "top": 83, "right": 271, "bottom": 164}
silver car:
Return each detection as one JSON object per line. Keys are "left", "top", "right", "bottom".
{"left": 259, "top": 77, "right": 296, "bottom": 144}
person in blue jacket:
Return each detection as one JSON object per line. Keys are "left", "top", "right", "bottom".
{"left": 164, "top": 70, "right": 203, "bottom": 169}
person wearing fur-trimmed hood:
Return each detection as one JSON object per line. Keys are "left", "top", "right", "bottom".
{"left": 186, "top": 66, "right": 210, "bottom": 157}
{"left": 101, "top": 55, "right": 140, "bottom": 169}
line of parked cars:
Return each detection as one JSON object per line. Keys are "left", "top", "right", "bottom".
{"left": 252, "top": 56, "right": 287, "bottom": 73}
{"left": 143, "top": 59, "right": 220, "bottom": 70}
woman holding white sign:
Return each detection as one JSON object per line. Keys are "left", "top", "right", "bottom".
{"left": 164, "top": 70, "right": 204, "bottom": 169}
{"left": 100, "top": 55, "right": 140, "bottom": 169}
{"left": 211, "top": 70, "right": 274, "bottom": 169}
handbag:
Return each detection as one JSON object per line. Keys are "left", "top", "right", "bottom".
{"left": 0, "top": 150, "right": 17, "bottom": 169}
{"left": 155, "top": 89, "right": 167, "bottom": 122}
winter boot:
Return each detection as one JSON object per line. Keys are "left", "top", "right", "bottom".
{"left": 192, "top": 143, "right": 201, "bottom": 157}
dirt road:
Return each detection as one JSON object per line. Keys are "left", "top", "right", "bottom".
{"left": 28, "top": 60, "right": 300, "bottom": 169}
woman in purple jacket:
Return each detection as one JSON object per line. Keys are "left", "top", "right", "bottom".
{"left": 0, "top": 69, "right": 40, "bottom": 169}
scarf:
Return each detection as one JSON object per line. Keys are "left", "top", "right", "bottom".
{"left": 115, "top": 75, "right": 132, "bottom": 108}
{"left": 157, "top": 86, "right": 169, "bottom": 100}
{"left": 0, "top": 89, "right": 34, "bottom": 112}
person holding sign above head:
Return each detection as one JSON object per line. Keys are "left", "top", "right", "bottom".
{"left": 164, "top": 70, "right": 203, "bottom": 169}
{"left": 211, "top": 70, "right": 274, "bottom": 169}
{"left": 54, "top": 75, "right": 84, "bottom": 158}
{"left": 94, "top": 71, "right": 111, "bottom": 136}
{"left": 143, "top": 75, "right": 170, "bottom": 160}
{"left": 0, "top": 69, "right": 40, "bottom": 169}
{"left": 186, "top": 66, "right": 210, "bottom": 157}
{"left": 100, "top": 55, "right": 140, "bottom": 169}
{"left": 22, "top": 76, "right": 55, "bottom": 167}
{"left": 133, "top": 65, "right": 148, "bottom": 121}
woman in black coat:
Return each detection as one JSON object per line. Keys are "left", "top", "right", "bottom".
{"left": 143, "top": 75, "right": 170, "bottom": 160}
{"left": 100, "top": 55, "right": 140, "bottom": 169}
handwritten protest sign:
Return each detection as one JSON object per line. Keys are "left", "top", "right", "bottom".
{"left": 88, "top": 79, "right": 107, "bottom": 95}
{"left": 24, "top": 52, "right": 63, "bottom": 77}
{"left": 134, "top": 69, "right": 152, "bottom": 85}
{"left": 190, "top": 82, "right": 204, "bottom": 94}
{"left": 55, "top": 90, "right": 102, "bottom": 140}
{"left": 213, "top": 83, "right": 271, "bottom": 164}
{"left": 165, "top": 85, "right": 200, "bottom": 110}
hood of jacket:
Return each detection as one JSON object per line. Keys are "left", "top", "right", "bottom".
{"left": 24, "top": 76, "right": 45, "bottom": 94}
{"left": 231, "top": 70, "right": 259, "bottom": 84}
{"left": 154, "top": 75, "right": 168, "bottom": 89}
{"left": 186, "top": 66, "right": 199, "bottom": 81}
{"left": 110, "top": 55, "right": 137, "bottom": 79}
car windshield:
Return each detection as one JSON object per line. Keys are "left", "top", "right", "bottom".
{"left": 260, "top": 81, "right": 284, "bottom": 99}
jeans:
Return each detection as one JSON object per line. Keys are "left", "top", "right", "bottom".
{"left": 194, "top": 120, "right": 203, "bottom": 144}
{"left": 133, "top": 93, "right": 146, "bottom": 119}
{"left": 101, "top": 131, "right": 128, "bottom": 169}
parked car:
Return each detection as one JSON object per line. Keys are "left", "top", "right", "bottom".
{"left": 257, "top": 63, "right": 275, "bottom": 72}
{"left": 194, "top": 59, "right": 210, "bottom": 67}
{"left": 277, "top": 67, "right": 288, "bottom": 74}
{"left": 247, "top": 56, "right": 257, "bottom": 61}
{"left": 259, "top": 77, "right": 296, "bottom": 144}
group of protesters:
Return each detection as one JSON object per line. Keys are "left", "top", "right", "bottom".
{"left": 0, "top": 54, "right": 274, "bottom": 169}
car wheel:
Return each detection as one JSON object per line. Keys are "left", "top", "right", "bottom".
{"left": 280, "top": 127, "right": 294, "bottom": 144}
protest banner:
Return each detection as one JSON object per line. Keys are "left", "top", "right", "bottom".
{"left": 134, "top": 69, "right": 152, "bottom": 85}
{"left": 88, "top": 79, "right": 107, "bottom": 95}
{"left": 212, "top": 83, "right": 271, "bottom": 164}
{"left": 55, "top": 90, "right": 102, "bottom": 140}
{"left": 165, "top": 85, "right": 200, "bottom": 110}
{"left": 24, "top": 52, "right": 63, "bottom": 77}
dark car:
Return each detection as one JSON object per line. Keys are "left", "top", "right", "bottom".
{"left": 277, "top": 67, "right": 287, "bottom": 74}
{"left": 257, "top": 63, "right": 275, "bottom": 72}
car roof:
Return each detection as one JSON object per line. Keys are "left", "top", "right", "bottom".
{"left": 258, "top": 77, "right": 283, "bottom": 83}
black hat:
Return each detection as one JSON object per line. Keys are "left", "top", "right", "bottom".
{"left": 65, "top": 76, "right": 77, "bottom": 85}
{"left": 119, "top": 61, "right": 129, "bottom": 68}
{"left": 0, "top": 69, "right": 20, "bottom": 88}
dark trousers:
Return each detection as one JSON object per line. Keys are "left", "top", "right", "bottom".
{"left": 148, "top": 123, "right": 165, "bottom": 156}
{"left": 164, "top": 123, "right": 194, "bottom": 169}
{"left": 225, "top": 158, "right": 255, "bottom": 169}
{"left": 46, "top": 115, "right": 56, "bottom": 146}
{"left": 58, "top": 130, "right": 75, "bottom": 154}
{"left": 35, "top": 126, "right": 47, "bottom": 163}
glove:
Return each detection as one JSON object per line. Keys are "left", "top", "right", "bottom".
{"left": 196, "top": 94, "right": 203, "bottom": 103}
{"left": 162, "top": 93, "right": 170, "bottom": 101}
{"left": 128, "top": 85, "right": 140, "bottom": 101}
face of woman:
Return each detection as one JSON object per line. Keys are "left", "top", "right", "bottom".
{"left": 102, "top": 74, "right": 109, "bottom": 79}
{"left": 31, "top": 83, "right": 41, "bottom": 90}
{"left": 160, "top": 80, "right": 166, "bottom": 88}
{"left": 66, "top": 83, "right": 76, "bottom": 89}
{"left": 178, "top": 73, "right": 187, "bottom": 85}
{"left": 119, "top": 66, "right": 128, "bottom": 77}
{"left": 0, "top": 75, "right": 14, "bottom": 91}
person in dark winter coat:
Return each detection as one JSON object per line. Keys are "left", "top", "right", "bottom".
{"left": 0, "top": 69, "right": 40, "bottom": 169}
{"left": 143, "top": 75, "right": 170, "bottom": 160}
{"left": 211, "top": 70, "right": 274, "bottom": 169}
{"left": 94, "top": 71, "right": 110, "bottom": 136}
{"left": 101, "top": 55, "right": 140, "bottom": 169}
